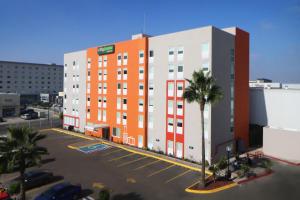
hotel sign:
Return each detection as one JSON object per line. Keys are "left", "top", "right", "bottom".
{"left": 97, "top": 45, "right": 115, "bottom": 55}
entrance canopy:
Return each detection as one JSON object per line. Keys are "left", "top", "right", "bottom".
{"left": 85, "top": 123, "right": 109, "bottom": 131}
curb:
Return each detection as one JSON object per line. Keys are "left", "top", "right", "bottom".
{"left": 263, "top": 155, "right": 300, "bottom": 166}
{"left": 50, "top": 128, "right": 212, "bottom": 175}
{"left": 185, "top": 181, "right": 238, "bottom": 194}
{"left": 237, "top": 170, "right": 273, "bottom": 184}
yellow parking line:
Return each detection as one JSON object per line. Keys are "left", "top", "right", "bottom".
{"left": 118, "top": 157, "right": 148, "bottom": 167}
{"left": 165, "top": 169, "right": 191, "bottom": 183}
{"left": 109, "top": 153, "right": 135, "bottom": 162}
{"left": 67, "top": 145, "right": 78, "bottom": 150}
{"left": 148, "top": 164, "right": 175, "bottom": 177}
{"left": 102, "top": 148, "right": 123, "bottom": 156}
{"left": 51, "top": 128, "right": 94, "bottom": 140}
{"left": 134, "top": 159, "right": 161, "bottom": 170}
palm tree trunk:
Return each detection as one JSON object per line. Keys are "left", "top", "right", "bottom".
{"left": 20, "top": 169, "right": 25, "bottom": 200}
{"left": 200, "top": 102, "right": 206, "bottom": 188}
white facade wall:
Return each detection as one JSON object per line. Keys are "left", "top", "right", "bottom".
{"left": 0, "top": 61, "right": 63, "bottom": 94}
{"left": 250, "top": 88, "right": 300, "bottom": 131}
{"left": 63, "top": 50, "right": 87, "bottom": 132}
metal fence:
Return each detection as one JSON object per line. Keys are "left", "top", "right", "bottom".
{"left": 0, "top": 118, "right": 62, "bottom": 135}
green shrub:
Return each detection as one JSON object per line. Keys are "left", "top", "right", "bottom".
{"left": 240, "top": 164, "right": 250, "bottom": 177}
{"left": 217, "top": 156, "right": 227, "bottom": 170}
{"left": 8, "top": 182, "right": 20, "bottom": 195}
{"left": 261, "top": 159, "right": 273, "bottom": 171}
{"left": 98, "top": 188, "right": 110, "bottom": 200}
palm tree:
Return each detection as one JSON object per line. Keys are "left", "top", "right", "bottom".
{"left": 0, "top": 127, "right": 48, "bottom": 200}
{"left": 183, "top": 69, "right": 222, "bottom": 188}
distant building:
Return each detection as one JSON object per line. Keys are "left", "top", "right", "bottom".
{"left": 0, "top": 61, "right": 63, "bottom": 104}
{"left": 0, "top": 93, "right": 20, "bottom": 118}
{"left": 250, "top": 86, "right": 300, "bottom": 163}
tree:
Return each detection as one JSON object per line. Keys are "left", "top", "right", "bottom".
{"left": 208, "top": 164, "right": 220, "bottom": 183}
{"left": 183, "top": 69, "right": 223, "bottom": 188}
{"left": 0, "top": 127, "right": 48, "bottom": 200}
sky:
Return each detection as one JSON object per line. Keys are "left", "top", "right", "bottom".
{"left": 0, "top": 0, "right": 299, "bottom": 83}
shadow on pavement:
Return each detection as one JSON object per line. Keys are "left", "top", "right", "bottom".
{"left": 41, "top": 158, "right": 56, "bottom": 165}
{"left": 81, "top": 188, "right": 94, "bottom": 198}
{"left": 112, "top": 192, "right": 143, "bottom": 200}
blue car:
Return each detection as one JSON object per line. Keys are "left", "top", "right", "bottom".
{"left": 34, "top": 182, "right": 82, "bottom": 200}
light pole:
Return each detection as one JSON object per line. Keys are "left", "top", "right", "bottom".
{"left": 226, "top": 145, "right": 232, "bottom": 179}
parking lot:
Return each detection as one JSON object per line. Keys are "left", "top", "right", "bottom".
{"left": 2, "top": 129, "right": 300, "bottom": 200}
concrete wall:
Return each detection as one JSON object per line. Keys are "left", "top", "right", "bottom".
{"left": 63, "top": 50, "right": 87, "bottom": 132}
{"left": 263, "top": 127, "right": 300, "bottom": 162}
{"left": 250, "top": 88, "right": 300, "bottom": 131}
{"left": 0, "top": 93, "right": 20, "bottom": 117}
{"left": 0, "top": 61, "right": 63, "bottom": 95}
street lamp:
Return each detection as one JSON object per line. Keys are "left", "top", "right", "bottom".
{"left": 226, "top": 145, "right": 232, "bottom": 179}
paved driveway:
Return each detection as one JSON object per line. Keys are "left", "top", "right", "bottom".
{"left": 2, "top": 129, "right": 299, "bottom": 200}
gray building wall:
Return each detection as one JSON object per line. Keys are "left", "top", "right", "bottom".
{"left": 0, "top": 93, "right": 20, "bottom": 117}
{"left": 0, "top": 61, "right": 63, "bottom": 94}
{"left": 148, "top": 26, "right": 235, "bottom": 163}
{"left": 63, "top": 50, "right": 87, "bottom": 132}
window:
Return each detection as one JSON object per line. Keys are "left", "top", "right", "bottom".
{"left": 98, "top": 56, "right": 102, "bottom": 67}
{"left": 139, "top": 83, "right": 144, "bottom": 96}
{"left": 168, "top": 100, "right": 174, "bottom": 115}
{"left": 168, "top": 82, "right": 174, "bottom": 97}
{"left": 98, "top": 109, "right": 102, "bottom": 121}
{"left": 148, "top": 83, "right": 154, "bottom": 96}
{"left": 117, "top": 97, "right": 121, "bottom": 110}
{"left": 123, "top": 98, "right": 127, "bottom": 110}
{"left": 149, "top": 66, "right": 154, "bottom": 80}
{"left": 113, "top": 128, "right": 121, "bottom": 137}
{"left": 148, "top": 98, "right": 154, "bottom": 112}
{"left": 87, "top": 83, "right": 90, "bottom": 94}
{"left": 202, "top": 62, "right": 209, "bottom": 71}
{"left": 177, "top": 82, "right": 183, "bottom": 97}
{"left": 139, "top": 50, "right": 144, "bottom": 64}
{"left": 168, "top": 118, "right": 174, "bottom": 132}
{"left": 177, "top": 101, "right": 183, "bottom": 116}
{"left": 98, "top": 97, "right": 102, "bottom": 107}
{"left": 123, "top": 52, "right": 128, "bottom": 65}
{"left": 139, "top": 67, "right": 144, "bottom": 80}
{"left": 123, "top": 113, "right": 127, "bottom": 125}
{"left": 148, "top": 114, "right": 153, "bottom": 129}
{"left": 168, "top": 48, "right": 175, "bottom": 62}
{"left": 98, "top": 69, "right": 102, "bottom": 81}
{"left": 116, "top": 112, "right": 121, "bottom": 124}
{"left": 103, "top": 97, "right": 107, "bottom": 108}
{"left": 117, "top": 53, "right": 122, "bottom": 66}
{"left": 103, "top": 83, "right": 107, "bottom": 94}
{"left": 98, "top": 83, "right": 102, "bottom": 94}
{"left": 138, "top": 115, "right": 144, "bottom": 128}
{"left": 117, "top": 83, "right": 121, "bottom": 95}
{"left": 103, "top": 56, "right": 107, "bottom": 67}
{"left": 168, "top": 64, "right": 174, "bottom": 79}
{"left": 149, "top": 50, "right": 154, "bottom": 63}
{"left": 87, "top": 96, "right": 91, "bottom": 106}
{"left": 177, "top": 47, "right": 184, "bottom": 61}
{"left": 87, "top": 70, "right": 91, "bottom": 81}
{"left": 177, "top": 65, "right": 183, "bottom": 79}
{"left": 138, "top": 99, "right": 144, "bottom": 112}
{"left": 117, "top": 68, "right": 121, "bottom": 80}
{"left": 167, "top": 140, "right": 174, "bottom": 155}
{"left": 176, "top": 142, "right": 183, "bottom": 158}
{"left": 103, "top": 69, "right": 107, "bottom": 80}
{"left": 123, "top": 68, "right": 128, "bottom": 80}
{"left": 87, "top": 109, "right": 90, "bottom": 119}
{"left": 176, "top": 119, "right": 183, "bottom": 134}
{"left": 123, "top": 83, "right": 127, "bottom": 95}
{"left": 87, "top": 59, "right": 90, "bottom": 69}
{"left": 103, "top": 110, "right": 107, "bottom": 122}
{"left": 201, "top": 43, "right": 209, "bottom": 59}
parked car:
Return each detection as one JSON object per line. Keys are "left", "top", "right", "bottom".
{"left": 11, "top": 170, "right": 54, "bottom": 190}
{"left": 20, "top": 109, "right": 34, "bottom": 115}
{"left": 34, "top": 182, "right": 82, "bottom": 200}
{"left": 20, "top": 112, "right": 38, "bottom": 120}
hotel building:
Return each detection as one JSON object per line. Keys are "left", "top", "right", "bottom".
{"left": 63, "top": 26, "right": 249, "bottom": 163}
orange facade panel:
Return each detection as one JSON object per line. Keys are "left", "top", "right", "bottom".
{"left": 85, "top": 37, "right": 148, "bottom": 148}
